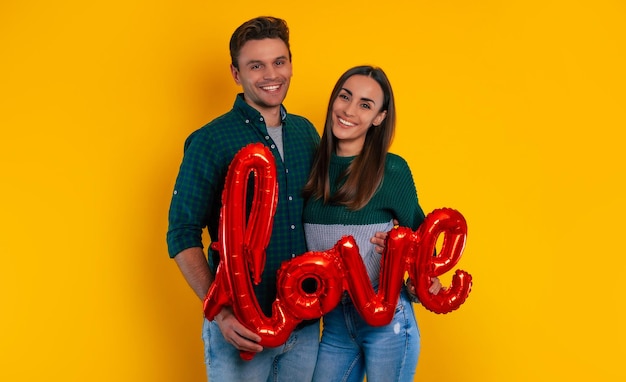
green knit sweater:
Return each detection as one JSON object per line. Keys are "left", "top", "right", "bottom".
{"left": 303, "top": 152, "right": 426, "bottom": 284}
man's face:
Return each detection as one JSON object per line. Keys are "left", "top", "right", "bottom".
{"left": 231, "top": 38, "right": 293, "bottom": 114}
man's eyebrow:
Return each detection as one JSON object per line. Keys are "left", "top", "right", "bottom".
{"left": 243, "top": 59, "right": 262, "bottom": 66}
{"left": 244, "top": 56, "right": 289, "bottom": 66}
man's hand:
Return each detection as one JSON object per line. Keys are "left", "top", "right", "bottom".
{"left": 371, "top": 231, "right": 388, "bottom": 254}
{"left": 371, "top": 219, "right": 399, "bottom": 254}
{"left": 214, "top": 306, "right": 263, "bottom": 353}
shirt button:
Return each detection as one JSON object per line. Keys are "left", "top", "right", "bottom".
{"left": 260, "top": 117, "right": 264, "bottom": 122}
{"left": 290, "top": 225, "right": 296, "bottom": 230}
{"left": 285, "top": 168, "right": 289, "bottom": 174}
{"left": 291, "top": 253, "right": 296, "bottom": 258}
{"left": 271, "top": 144, "right": 276, "bottom": 149}
{"left": 265, "top": 135, "right": 270, "bottom": 140}
{"left": 245, "top": 119, "right": 250, "bottom": 123}
{"left": 288, "top": 196, "right": 293, "bottom": 201}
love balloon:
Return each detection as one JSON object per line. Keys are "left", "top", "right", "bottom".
{"left": 204, "top": 143, "right": 473, "bottom": 360}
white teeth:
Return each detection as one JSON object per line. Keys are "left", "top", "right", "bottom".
{"left": 338, "top": 118, "right": 355, "bottom": 126}
{"left": 263, "top": 85, "right": 280, "bottom": 91}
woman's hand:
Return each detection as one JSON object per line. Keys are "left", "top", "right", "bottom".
{"left": 406, "top": 277, "right": 443, "bottom": 297}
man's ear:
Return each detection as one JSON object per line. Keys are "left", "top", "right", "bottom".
{"left": 230, "top": 64, "right": 241, "bottom": 85}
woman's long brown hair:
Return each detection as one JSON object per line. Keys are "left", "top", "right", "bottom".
{"left": 303, "top": 65, "right": 396, "bottom": 210}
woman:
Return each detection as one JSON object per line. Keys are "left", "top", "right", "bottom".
{"left": 303, "top": 65, "right": 440, "bottom": 382}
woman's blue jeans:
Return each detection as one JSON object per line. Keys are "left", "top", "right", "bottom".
{"left": 312, "top": 289, "right": 420, "bottom": 382}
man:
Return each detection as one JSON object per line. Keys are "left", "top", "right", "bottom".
{"left": 166, "top": 16, "right": 388, "bottom": 381}
{"left": 167, "top": 16, "right": 320, "bottom": 381}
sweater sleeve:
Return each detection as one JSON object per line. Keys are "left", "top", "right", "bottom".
{"left": 384, "top": 154, "right": 426, "bottom": 231}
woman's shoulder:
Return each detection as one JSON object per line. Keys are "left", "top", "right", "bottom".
{"left": 384, "top": 152, "right": 411, "bottom": 172}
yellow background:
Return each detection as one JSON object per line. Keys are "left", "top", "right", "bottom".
{"left": 1, "top": 1, "right": 625, "bottom": 381}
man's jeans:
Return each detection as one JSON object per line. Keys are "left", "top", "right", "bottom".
{"left": 203, "top": 317, "right": 320, "bottom": 382}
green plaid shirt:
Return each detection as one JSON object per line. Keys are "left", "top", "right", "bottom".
{"left": 167, "top": 93, "right": 320, "bottom": 314}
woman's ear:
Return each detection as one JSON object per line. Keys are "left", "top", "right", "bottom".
{"left": 373, "top": 110, "right": 387, "bottom": 126}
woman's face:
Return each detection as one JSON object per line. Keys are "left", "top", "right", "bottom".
{"left": 331, "top": 74, "right": 387, "bottom": 156}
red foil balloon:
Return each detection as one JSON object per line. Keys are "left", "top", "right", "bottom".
{"left": 277, "top": 249, "right": 344, "bottom": 320}
{"left": 204, "top": 144, "right": 473, "bottom": 360}
{"left": 341, "top": 230, "right": 413, "bottom": 326}
{"left": 204, "top": 143, "right": 296, "bottom": 359}
{"left": 409, "top": 208, "right": 472, "bottom": 314}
